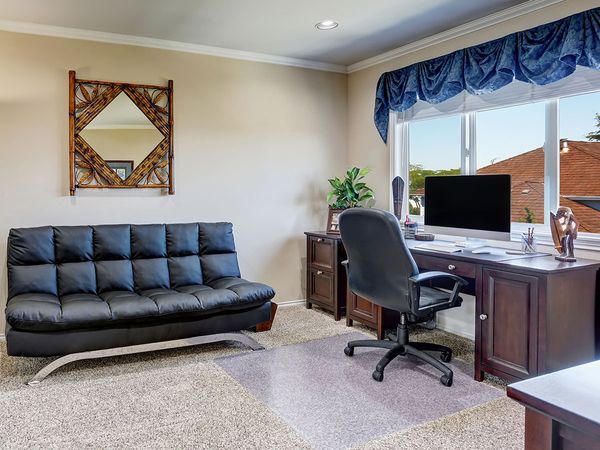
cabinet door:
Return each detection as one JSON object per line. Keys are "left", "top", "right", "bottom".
{"left": 481, "top": 268, "right": 539, "bottom": 380}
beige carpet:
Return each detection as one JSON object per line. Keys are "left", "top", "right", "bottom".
{"left": 0, "top": 305, "right": 524, "bottom": 449}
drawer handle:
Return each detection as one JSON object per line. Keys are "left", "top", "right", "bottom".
{"left": 479, "top": 314, "right": 488, "bottom": 321}
{"left": 448, "top": 264, "right": 456, "bottom": 271}
{"left": 317, "top": 270, "right": 324, "bottom": 275}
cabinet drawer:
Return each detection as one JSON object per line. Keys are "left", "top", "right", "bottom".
{"left": 413, "top": 254, "right": 476, "bottom": 278}
{"left": 308, "top": 236, "right": 335, "bottom": 271}
{"left": 308, "top": 269, "right": 335, "bottom": 306}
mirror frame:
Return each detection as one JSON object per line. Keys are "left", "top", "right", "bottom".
{"left": 69, "top": 70, "right": 174, "bottom": 195}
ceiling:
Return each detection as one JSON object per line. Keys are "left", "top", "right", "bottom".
{"left": 0, "top": 0, "right": 535, "bottom": 68}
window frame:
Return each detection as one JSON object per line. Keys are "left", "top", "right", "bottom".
{"left": 390, "top": 95, "right": 600, "bottom": 250}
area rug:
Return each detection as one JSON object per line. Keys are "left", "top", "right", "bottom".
{"left": 216, "top": 332, "right": 503, "bottom": 450}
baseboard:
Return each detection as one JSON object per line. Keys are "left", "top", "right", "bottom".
{"left": 277, "top": 299, "right": 306, "bottom": 307}
{"left": 0, "top": 334, "right": 5, "bottom": 341}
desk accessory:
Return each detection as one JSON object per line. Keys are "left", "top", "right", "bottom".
{"left": 550, "top": 207, "right": 578, "bottom": 262}
{"left": 403, "top": 215, "right": 417, "bottom": 239}
{"left": 521, "top": 228, "right": 537, "bottom": 254}
{"left": 415, "top": 233, "right": 435, "bottom": 241}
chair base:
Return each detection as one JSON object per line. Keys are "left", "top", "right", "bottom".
{"left": 344, "top": 314, "right": 454, "bottom": 387}
{"left": 26, "top": 332, "right": 264, "bottom": 386}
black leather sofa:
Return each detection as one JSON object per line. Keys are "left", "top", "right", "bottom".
{"left": 5, "top": 222, "right": 274, "bottom": 381}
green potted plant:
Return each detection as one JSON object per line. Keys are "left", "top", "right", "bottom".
{"left": 326, "top": 167, "right": 375, "bottom": 234}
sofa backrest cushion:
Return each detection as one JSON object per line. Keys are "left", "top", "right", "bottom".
{"left": 7, "top": 222, "right": 241, "bottom": 299}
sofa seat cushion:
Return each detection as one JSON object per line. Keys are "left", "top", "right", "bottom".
{"left": 6, "top": 293, "right": 113, "bottom": 331}
{"left": 5, "top": 293, "right": 62, "bottom": 330}
{"left": 100, "top": 291, "right": 158, "bottom": 321}
{"left": 177, "top": 284, "right": 256, "bottom": 312}
{"left": 6, "top": 276, "right": 274, "bottom": 332}
{"left": 140, "top": 288, "right": 203, "bottom": 315}
{"left": 208, "top": 277, "right": 276, "bottom": 303}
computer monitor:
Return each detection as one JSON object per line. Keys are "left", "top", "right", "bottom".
{"left": 424, "top": 174, "right": 511, "bottom": 241}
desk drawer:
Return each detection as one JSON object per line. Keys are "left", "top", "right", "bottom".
{"left": 308, "top": 236, "right": 335, "bottom": 272}
{"left": 413, "top": 254, "right": 476, "bottom": 278}
{"left": 308, "top": 269, "right": 334, "bottom": 306}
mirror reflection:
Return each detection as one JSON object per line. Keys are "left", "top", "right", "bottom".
{"left": 79, "top": 92, "right": 164, "bottom": 179}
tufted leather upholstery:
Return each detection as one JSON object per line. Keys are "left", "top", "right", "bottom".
{"left": 6, "top": 223, "right": 275, "bottom": 332}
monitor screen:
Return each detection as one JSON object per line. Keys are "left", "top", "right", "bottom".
{"left": 424, "top": 175, "right": 511, "bottom": 240}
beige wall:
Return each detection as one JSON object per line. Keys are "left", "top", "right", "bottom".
{"left": 347, "top": 0, "right": 599, "bottom": 211}
{"left": 0, "top": 31, "right": 348, "bottom": 333}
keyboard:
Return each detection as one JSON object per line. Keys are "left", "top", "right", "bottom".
{"left": 413, "top": 243, "right": 462, "bottom": 253}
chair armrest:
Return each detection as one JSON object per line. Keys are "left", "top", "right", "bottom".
{"left": 408, "top": 271, "right": 467, "bottom": 314}
{"left": 409, "top": 271, "right": 467, "bottom": 287}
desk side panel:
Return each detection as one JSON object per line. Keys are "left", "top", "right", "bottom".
{"left": 543, "top": 268, "right": 597, "bottom": 373}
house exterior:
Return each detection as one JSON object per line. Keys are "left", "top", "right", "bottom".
{"left": 478, "top": 140, "right": 600, "bottom": 233}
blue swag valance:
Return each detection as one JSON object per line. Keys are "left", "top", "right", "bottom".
{"left": 374, "top": 7, "right": 600, "bottom": 142}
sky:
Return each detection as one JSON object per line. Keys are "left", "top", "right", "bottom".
{"left": 409, "top": 90, "right": 600, "bottom": 171}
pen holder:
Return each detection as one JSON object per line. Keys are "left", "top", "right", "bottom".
{"left": 521, "top": 234, "right": 537, "bottom": 254}
{"left": 403, "top": 222, "right": 418, "bottom": 239}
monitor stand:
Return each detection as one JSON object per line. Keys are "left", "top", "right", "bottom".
{"left": 453, "top": 238, "right": 487, "bottom": 250}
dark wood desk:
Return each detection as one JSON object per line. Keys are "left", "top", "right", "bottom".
{"left": 507, "top": 361, "right": 600, "bottom": 450}
{"left": 305, "top": 231, "right": 600, "bottom": 383}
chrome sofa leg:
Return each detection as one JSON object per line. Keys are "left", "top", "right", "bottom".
{"left": 27, "top": 332, "right": 264, "bottom": 386}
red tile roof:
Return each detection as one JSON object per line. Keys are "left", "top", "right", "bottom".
{"left": 478, "top": 140, "right": 600, "bottom": 233}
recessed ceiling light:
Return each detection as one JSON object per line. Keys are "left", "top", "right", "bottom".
{"left": 315, "top": 20, "right": 338, "bottom": 30}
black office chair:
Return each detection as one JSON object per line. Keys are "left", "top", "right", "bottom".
{"left": 339, "top": 208, "right": 467, "bottom": 387}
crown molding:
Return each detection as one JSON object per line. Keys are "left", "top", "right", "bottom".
{"left": 0, "top": 19, "right": 347, "bottom": 74}
{"left": 0, "top": 0, "right": 568, "bottom": 75}
{"left": 347, "top": 0, "right": 566, "bottom": 73}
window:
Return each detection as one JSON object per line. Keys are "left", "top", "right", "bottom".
{"left": 394, "top": 89, "right": 600, "bottom": 242}
{"left": 408, "top": 116, "right": 461, "bottom": 218}
{"left": 476, "top": 102, "right": 545, "bottom": 224}
{"left": 558, "top": 91, "right": 600, "bottom": 234}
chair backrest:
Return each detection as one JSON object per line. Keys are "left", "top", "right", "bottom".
{"left": 339, "top": 208, "right": 419, "bottom": 312}
{"left": 7, "top": 223, "right": 241, "bottom": 300}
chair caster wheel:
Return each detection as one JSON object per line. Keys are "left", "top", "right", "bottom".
{"left": 440, "top": 375, "right": 453, "bottom": 387}
{"left": 344, "top": 346, "right": 354, "bottom": 357}
{"left": 372, "top": 370, "right": 384, "bottom": 382}
{"left": 440, "top": 351, "right": 452, "bottom": 363}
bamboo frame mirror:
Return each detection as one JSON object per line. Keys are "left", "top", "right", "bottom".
{"left": 69, "top": 71, "right": 174, "bottom": 195}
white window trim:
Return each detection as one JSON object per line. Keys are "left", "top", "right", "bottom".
{"left": 393, "top": 95, "right": 600, "bottom": 251}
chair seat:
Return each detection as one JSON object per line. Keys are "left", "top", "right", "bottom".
{"left": 6, "top": 278, "right": 274, "bottom": 332}
{"left": 419, "top": 287, "right": 453, "bottom": 308}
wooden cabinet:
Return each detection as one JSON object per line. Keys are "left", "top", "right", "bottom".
{"left": 305, "top": 232, "right": 346, "bottom": 320}
{"left": 305, "top": 232, "right": 398, "bottom": 333}
{"left": 480, "top": 269, "right": 539, "bottom": 380}
{"left": 476, "top": 266, "right": 598, "bottom": 382}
